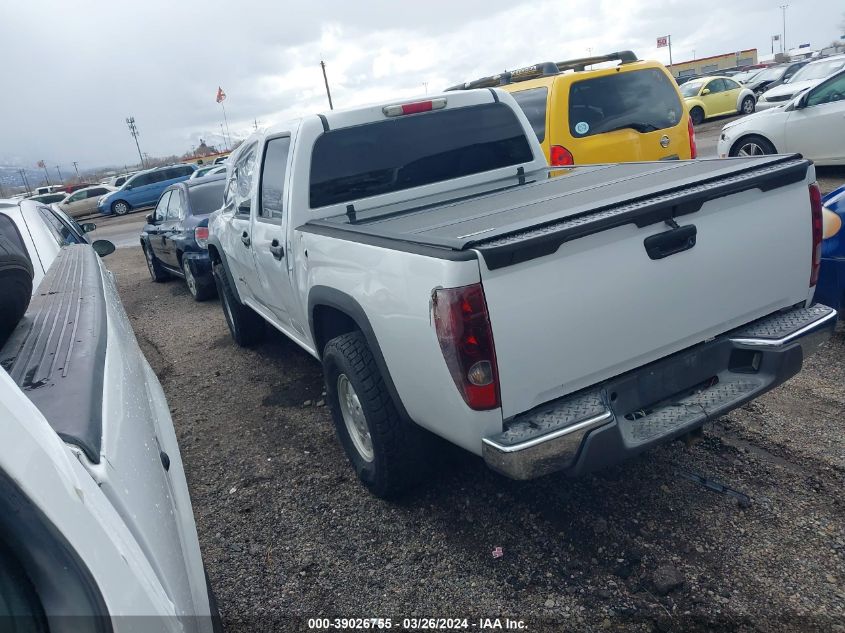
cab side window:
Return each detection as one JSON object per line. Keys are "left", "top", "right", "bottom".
{"left": 232, "top": 143, "right": 258, "bottom": 215}
{"left": 259, "top": 136, "right": 291, "bottom": 221}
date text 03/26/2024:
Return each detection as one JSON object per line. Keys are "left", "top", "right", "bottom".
{"left": 307, "top": 618, "right": 527, "bottom": 630}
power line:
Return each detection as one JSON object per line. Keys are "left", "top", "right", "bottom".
{"left": 126, "top": 116, "right": 145, "bottom": 168}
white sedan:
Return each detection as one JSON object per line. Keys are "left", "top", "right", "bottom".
{"left": 717, "top": 69, "right": 845, "bottom": 165}
{"left": 756, "top": 55, "right": 845, "bottom": 110}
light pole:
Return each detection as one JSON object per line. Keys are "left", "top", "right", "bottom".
{"left": 779, "top": 5, "right": 788, "bottom": 53}
{"left": 55, "top": 166, "right": 64, "bottom": 183}
{"left": 320, "top": 60, "right": 334, "bottom": 110}
{"left": 126, "top": 116, "right": 145, "bottom": 167}
{"left": 73, "top": 161, "right": 80, "bottom": 180}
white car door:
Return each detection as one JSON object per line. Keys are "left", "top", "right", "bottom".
{"left": 784, "top": 72, "right": 845, "bottom": 164}
{"left": 250, "top": 133, "right": 301, "bottom": 330}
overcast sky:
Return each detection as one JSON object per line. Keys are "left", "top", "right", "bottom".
{"left": 1, "top": 0, "right": 842, "bottom": 170}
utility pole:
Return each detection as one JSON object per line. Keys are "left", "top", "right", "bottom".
{"left": 422, "top": 82, "right": 428, "bottom": 95}
{"left": 668, "top": 35, "right": 674, "bottom": 69}
{"left": 38, "top": 161, "right": 51, "bottom": 186}
{"left": 55, "top": 166, "right": 64, "bottom": 183}
{"left": 320, "top": 60, "right": 334, "bottom": 110}
{"left": 126, "top": 116, "right": 145, "bottom": 168}
{"left": 143, "top": 152, "right": 150, "bottom": 168}
{"left": 19, "top": 169, "right": 31, "bottom": 194}
{"left": 72, "top": 161, "right": 80, "bottom": 180}
{"left": 779, "top": 5, "right": 788, "bottom": 53}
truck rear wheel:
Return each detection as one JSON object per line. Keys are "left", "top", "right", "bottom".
{"left": 322, "top": 330, "right": 426, "bottom": 498}
{"left": 213, "top": 261, "right": 264, "bottom": 346}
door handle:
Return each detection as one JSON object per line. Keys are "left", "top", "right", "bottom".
{"left": 241, "top": 231, "right": 251, "bottom": 247}
{"left": 644, "top": 224, "right": 697, "bottom": 260}
{"left": 269, "top": 239, "right": 285, "bottom": 260}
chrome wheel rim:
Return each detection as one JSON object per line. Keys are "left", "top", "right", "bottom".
{"left": 742, "top": 99, "right": 754, "bottom": 113}
{"left": 114, "top": 202, "right": 127, "bottom": 215}
{"left": 337, "top": 374, "right": 373, "bottom": 462}
{"left": 738, "top": 142, "right": 766, "bottom": 156}
{"left": 183, "top": 261, "right": 197, "bottom": 295}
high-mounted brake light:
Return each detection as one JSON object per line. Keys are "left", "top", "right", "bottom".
{"left": 195, "top": 226, "right": 209, "bottom": 249}
{"left": 688, "top": 117, "right": 697, "bottom": 159}
{"left": 432, "top": 283, "right": 500, "bottom": 410}
{"left": 550, "top": 145, "right": 574, "bottom": 166}
{"left": 382, "top": 98, "right": 447, "bottom": 117}
{"left": 810, "top": 182, "right": 823, "bottom": 287}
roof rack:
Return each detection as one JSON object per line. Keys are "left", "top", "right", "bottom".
{"left": 445, "top": 51, "right": 638, "bottom": 91}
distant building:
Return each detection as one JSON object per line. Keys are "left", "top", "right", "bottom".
{"left": 668, "top": 48, "right": 759, "bottom": 79}
{"left": 193, "top": 139, "right": 219, "bottom": 157}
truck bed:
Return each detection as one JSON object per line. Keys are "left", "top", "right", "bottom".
{"left": 304, "top": 155, "right": 809, "bottom": 269}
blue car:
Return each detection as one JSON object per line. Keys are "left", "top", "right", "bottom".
{"left": 814, "top": 184, "right": 845, "bottom": 312}
{"left": 139, "top": 174, "right": 225, "bottom": 301}
{"left": 97, "top": 164, "right": 197, "bottom": 216}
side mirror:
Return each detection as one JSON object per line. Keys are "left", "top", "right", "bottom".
{"left": 81, "top": 222, "right": 96, "bottom": 233}
{"left": 795, "top": 93, "right": 809, "bottom": 109}
{"left": 701, "top": 88, "right": 711, "bottom": 95}
{"left": 91, "top": 239, "right": 116, "bottom": 258}
{"left": 145, "top": 213, "right": 155, "bottom": 224}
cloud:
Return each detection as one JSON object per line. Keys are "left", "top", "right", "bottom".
{"left": 0, "top": 0, "right": 840, "bottom": 168}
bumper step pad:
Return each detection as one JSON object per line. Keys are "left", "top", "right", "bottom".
{"left": 728, "top": 304, "right": 835, "bottom": 342}
{"left": 620, "top": 377, "right": 762, "bottom": 446}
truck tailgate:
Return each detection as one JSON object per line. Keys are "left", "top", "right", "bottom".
{"left": 475, "top": 160, "right": 815, "bottom": 417}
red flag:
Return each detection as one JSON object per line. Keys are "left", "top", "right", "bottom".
{"left": 216, "top": 87, "right": 226, "bottom": 103}
{"left": 36, "top": 160, "right": 46, "bottom": 168}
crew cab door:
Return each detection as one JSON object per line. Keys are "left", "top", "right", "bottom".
{"left": 250, "top": 134, "right": 298, "bottom": 328}
{"left": 161, "top": 188, "right": 186, "bottom": 267}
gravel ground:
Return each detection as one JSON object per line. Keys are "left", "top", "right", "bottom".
{"left": 106, "top": 240, "right": 844, "bottom": 633}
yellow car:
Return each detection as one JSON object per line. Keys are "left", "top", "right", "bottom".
{"left": 446, "top": 51, "right": 696, "bottom": 165}
{"left": 681, "top": 76, "right": 756, "bottom": 125}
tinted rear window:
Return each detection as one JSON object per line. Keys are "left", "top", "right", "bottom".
{"left": 309, "top": 103, "right": 534, "bottom": 208}
{"left": 187, "top": 180, "right": 225, "bottom": 215}
{"left": 510, "top": 87, "right": 548, "bottom": 143}
{"left": 568, "top": 68, "right": 683, "bottom": 138}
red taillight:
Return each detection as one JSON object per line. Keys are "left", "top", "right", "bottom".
{"left": 432, "top": 283, "right": 500, "bottom": 410}
{"left": 810, "top": 182, "right": 823, "bottom": 286}
{"left": 550, "top": 145, "right": 574, "bottom": 166}
{"left": 194, "top": 226, "right": 209, "bottom": 249}
{"left": 688, "top": 118, "right": 697, "bottom": 159}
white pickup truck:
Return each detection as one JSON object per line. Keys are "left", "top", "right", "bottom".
{"left": 208, "top": 88, "right": 836, "bottom": 498}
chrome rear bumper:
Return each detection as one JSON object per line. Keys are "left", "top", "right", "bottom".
{"left": 483, "top": 304, "right": 837, "bottom": 480}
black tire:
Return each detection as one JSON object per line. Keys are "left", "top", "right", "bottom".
{"left": 182, "top": 258, "right": 215, "bottom": 301}
{"left": 0, "top": 234, "right": 33, "bottom": 348}
{"left": 689, "top": 106, "right": 705, "bottom": 126}
{"left": 729, "top": 134, "right": 777, "bottom": 157}
{"left": 322, "top": 330, "right": 427, "bottom": 498}
{"left": 740, "top": 95, "right": 756, "bottom": 115}
{"left": 143, "top": 242, "right": 169, "bottom": 282}
{"left": 111, "top": 200, "right": 130, "bottom": 215}
{"left": 213, "top": 261, "right": 264, "bottom": 346}
{"left": 204, "top": 567, "right": 223, "bottom": 633}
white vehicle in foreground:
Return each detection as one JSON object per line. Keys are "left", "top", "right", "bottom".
{"left": 756, "top": 54, "right": 845, "bottom": 110}
{"left": 717, "top": 69, "right": 845, "bottom": 164}
{"left": 209, "top": 89, "right": 835, "bottom": 498}
{"left": 0, "top": 198, "right": 218, "bottom": 632}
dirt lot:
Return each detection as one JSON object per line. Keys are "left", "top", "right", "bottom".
{"left": 103, "top": 241, "right": 845, "bottom": 633}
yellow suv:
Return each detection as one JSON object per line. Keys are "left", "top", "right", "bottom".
{"left": 446, "top": 51, "right": 696, "bottom": 166}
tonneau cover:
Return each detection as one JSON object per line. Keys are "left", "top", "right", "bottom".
{"left": 305, "top": 155, "right": 809, "bottom": 268}
{"left": 0, "top": 245, "right": 106, "bottom": 462}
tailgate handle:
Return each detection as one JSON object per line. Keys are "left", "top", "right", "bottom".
{"left": 644, "top": 224, "right": 697, "bottom": 260}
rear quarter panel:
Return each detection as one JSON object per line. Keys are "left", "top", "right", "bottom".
{"left": 300, "top": 232, "right": 504, "bottom": 454}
